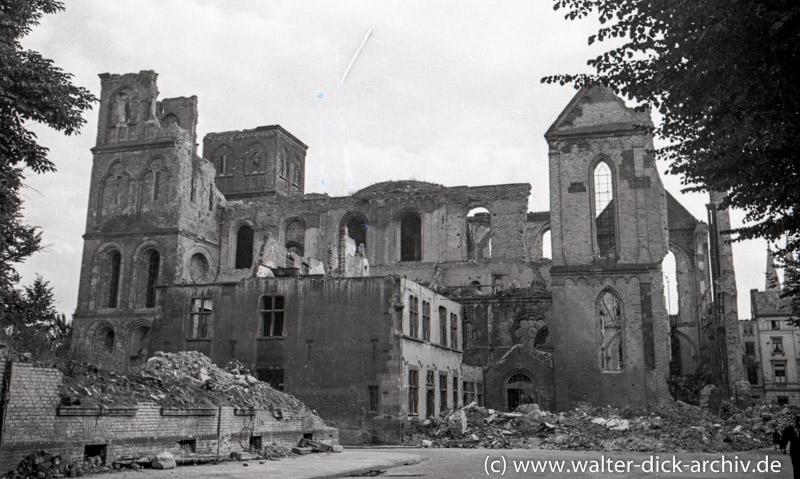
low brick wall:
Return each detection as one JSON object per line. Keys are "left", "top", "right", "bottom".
{"left": 0, "top": 362, "right": 337, "bottom": 472}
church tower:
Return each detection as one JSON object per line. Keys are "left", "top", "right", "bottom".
{"left": 545, "top": 87, "right": 671, "bottom": 409}
{"left": 73, "top": 71, "right": 219, "bottom": 359}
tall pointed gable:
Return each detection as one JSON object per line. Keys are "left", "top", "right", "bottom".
{"left": 545, "top": 86, "right": 652, "bottom": 140}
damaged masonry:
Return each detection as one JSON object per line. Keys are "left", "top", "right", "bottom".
{"left": 0, "top": 68, "right": 752, "bottom": 468}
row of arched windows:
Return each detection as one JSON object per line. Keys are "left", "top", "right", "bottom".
{"left": 96, "top": 246, "right": 161, "bottom": 310}
{"left": 91, "top": 321, "right": 150, "bottom": 364}
{"left": 231, "top": 219, "right": 307, "bottom": 270}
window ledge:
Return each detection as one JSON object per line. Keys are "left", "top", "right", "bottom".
{"left": 402, "top": 334, "right": 425, "bottom": 344}
{"left": 186, "top": 338, "right": 213, "bottom": 342}
{"left": 600, "top": 369, "right": 624, "bottom": 374}
{"left": 257, "top": 336, "right": 286, "bottom": 340}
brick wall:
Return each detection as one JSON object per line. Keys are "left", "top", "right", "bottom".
{"left": 0, "top": 362, "right": 337, "bottom": 472}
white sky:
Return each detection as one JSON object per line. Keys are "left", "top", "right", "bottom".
{"left": 17, "top": 0, "right": 771, "bottom": 318}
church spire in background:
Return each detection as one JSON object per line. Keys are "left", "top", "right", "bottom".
{"left": 766, "top": 247, "right": 782, "bottom": 292}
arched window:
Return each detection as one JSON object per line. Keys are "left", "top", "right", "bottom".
{"left": 541, "top": 229, "right": 552, "bottom": 259}
{"left": 598, "top": 290, "right": 624, "bottom": 370}
{"left": 662, "top": 250, "right": 679, "bottom": 315}
{"left": 341, "top": 214, "right": 367, "bottom": 255}
{"left": 285, "top": 219, "right": 305, "bottom": 256}
{"left": 506, "top": 372, "right": 534, "bottom": 411}
{"left": 235, "top": 224, "right": 254, "bottom": 269}
{"left": 94, "top": 325, "right": 115, "bottom": 353}
{"left": 593, "top": 161, "right": 616, "bottom": 257}
{"left": 104, "top": 250, "right": 122, "bottom": 309}
{"left": 216, "top": 154, "right": 227, "bottom": 176}
{"left": 144, "top": 250, "right": 160, "bottom": 308}
{"left": 399, "top": 211, "right": 422, "bottom": 262}
{"left": 128, "top": 325, "right": 150, "bottom": 363}
{"left": 467, "top": 207, "right": 492, "bottom": 260}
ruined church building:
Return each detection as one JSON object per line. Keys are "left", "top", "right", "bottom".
{"left": 72, "top": 71, "right": 745, "bottom": 444}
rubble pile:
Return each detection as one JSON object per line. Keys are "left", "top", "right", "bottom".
{"left": 59, "top": 351, "right": 315, "bottom": 415}
{"left": 2, "top": 450, "right": 128, "bottom": 479}
{"left": 405, "top": 400, "right": 794, "bottom": 453}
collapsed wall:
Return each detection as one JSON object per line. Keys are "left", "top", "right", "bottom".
{"left": 0, "top": 351, "right": 337, "bottom": 472}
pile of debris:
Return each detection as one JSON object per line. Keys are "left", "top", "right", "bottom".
{"left": 2, "top": 450, "right": 123, "bottom": 479}
{"left": 59, "top": 351, "right": 315, "bottom": 415}
{"left": 405, "top": 400, "right": 789, "bottom": 453}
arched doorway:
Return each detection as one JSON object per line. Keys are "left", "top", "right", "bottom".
{"left": 505, "top": 371, "right": 534, "bottom": 411}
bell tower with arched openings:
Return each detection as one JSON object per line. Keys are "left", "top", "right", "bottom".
{"left": 73, "top": 71, "right": 219, "bottom": 358}
{"left": 545, "top": 86, "right": 671, "bottom": 410}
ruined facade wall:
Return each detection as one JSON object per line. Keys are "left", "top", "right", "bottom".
{"left": 150, "top": 277, "right": 397, "bottom": 444}
{"left": 0, "top": 363, "right": 336, "bottom": 472}
{"left": 547, "top": 87, "right": 670, "bottom": 410}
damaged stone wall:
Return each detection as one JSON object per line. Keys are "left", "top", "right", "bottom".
{"left": 0, "top": 361, "right": 337, "bottom": 472}
{"left": 73, "top": 71, "right": 219, "bottom": 359}
{"left": 665, "top": 193, "right": 713, "bottom": 377}
{"left": 546, "top": 86, "right": 671, "bottom": 410}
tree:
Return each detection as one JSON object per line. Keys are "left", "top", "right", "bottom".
{"left": 543, "top": 0, "right": 799, "bottom": 254}
{"left": 0, "top": 0, "right": 95, "bottom": 348}
{"left": 543, "top": 0, "right": 800, "bottom": 321}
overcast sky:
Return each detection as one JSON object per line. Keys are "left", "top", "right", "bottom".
{"left": 17, "top": 0, "right": 772, "bottom": 318}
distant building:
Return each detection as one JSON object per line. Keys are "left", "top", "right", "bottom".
{"left": 747, "top": 250, "right": 798, "bottom": 404}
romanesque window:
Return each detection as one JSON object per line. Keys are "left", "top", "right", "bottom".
{"left": 408, "top": 369, "right": 419, "bottom": 414}
{"left": 94, "top": 325, "right": 115, "bottom": 353}
{"left": 598, "top": 290, "right": 624, "bottom": 371}
{"left": 439, "top": 306, "right": 448, "bottom": 346}
{"left": 467, "top": 207, "right": 492, "bottom": 260}
{"left": 189, "top": 297, "right": 212, "bottom": 339}
{"left": 110, "top": 90, "right": 131, "bottom": 124}
{"left": 399, "top": 211, "right": 422, "bottom": 262}
{"left": 340, "top": 214, "right": 367, "bottom": 257}
{"left": 260, "top": 296, "right": 285, "bottom": 337}
{"left": 593, "top": 161, "right": 616, "bottom": 257}
{"left": 105, "top": 250, "right": 122, "bottom": 309}
{"left": 128, "top": 325, "right": 149, "bottom": 364}
{"left": 422, "top": 300, "right": 431, "bottom": 341}
{"left": 450, "top": 312, "right": 458, "bottom": 349}
{"left": 285, "top": 219, "right": 305, "bottom": 256}
{"left": 216, "top": 154, "right": 227, "bottom": 176}
{"left": 189, "top": 252, "right": 210, "bottom": 282}
{"left": 144, "top": 250, "right": 160, "bottom": 308}
{"left": 409, "top": 295, "right": 419, "bottom": 337}
{"left": 100, "top": 162, "right": 131, "bottom": 220}
{"left": 235, "top": 224, "right": 254, "bottom": 269}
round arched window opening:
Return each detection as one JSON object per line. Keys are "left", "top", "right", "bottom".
{"left": 94, "top": 326, "right": 115, "bottom": 354}
{"left": 189, "top": 253, "right": 210, "bottom": 282}
{"left": 467, "top": 207, "right": 492, "bottom": 260}
{"left": 505, "top": 372, "right": 534, "bottom": 411}
{"left": 399, "top": 211, "right": 422, "bottom": 262}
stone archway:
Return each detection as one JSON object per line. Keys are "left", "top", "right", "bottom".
{"left": 505, "top": 371, "right": 534, "bottom": 411}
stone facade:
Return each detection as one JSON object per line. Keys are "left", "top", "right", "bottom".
{"left": 69, "top": 71, "right": 735, "bottom": 443}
